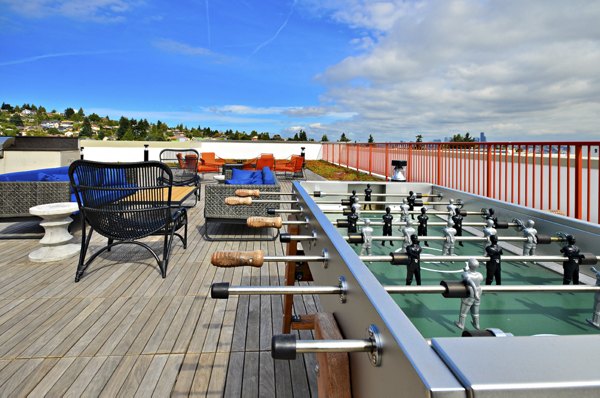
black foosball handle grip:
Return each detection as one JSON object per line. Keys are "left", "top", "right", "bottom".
{"left": 211, "top": 282, "right": 230, "bottom": 299}
{"left": 440, "top": 280, "right": 470, "bottom": 298}
{"left": 272, "top": 334, "right": 297, "bottom": 360}
{"left": 347, "top": 233, "right": 364, "bottom": 244}
{"left": 343, "top": 208, "right": 351, "bottom": 216}
{"left": 495, "top": 221, "right": 509, "bottom": 229}
{"left": 341, "top": 199, "right": 351, "bottom": 206}
{"left": 280, "top": 233, "right": 292, "bottom": 243}
{"left": 462, "top": 329, "right": 496, "bottom": 337}
{"left": 536, "top": 234, "right": 553, "bottom": 244}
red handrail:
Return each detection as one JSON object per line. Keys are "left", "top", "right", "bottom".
{"left": 321, "top": 141, "right": 599, "bottom": 224}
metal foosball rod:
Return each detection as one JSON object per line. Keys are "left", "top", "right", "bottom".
{"left": 232, "top": 189, "right": 442, "bottom": 199}
{"left": 210, "top": 250, "right": 600, "bottom": 268}
{"left": 313, "top": 191, "right": 441, "bottom": 198}
{"left": 212, "top": 280, "right": 600, "bottom": 299}
{"left": 327, "top": 208, "right": 472, "bottom": 217}
{"left": 360, "top": 253, "right": 600, "bottom": 265}
{"left": 316, "top": 199, "right": 454, "bottom": 206}
{"left": 336, "top": 219, "right": 516, "bottom": 228}
{"left": 271, "top": 324, "right": 382, "bottom": 366}
{"left": 339, "top": 234, "right": 563, "bottom": 244}
{"left": 211, "top": 249, "right": 328, "bottom": 268}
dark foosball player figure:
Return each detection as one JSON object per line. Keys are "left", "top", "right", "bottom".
{"left": 349, "top": 190, "right": 358, "bottom": 207}
{"left": 405, "top": 235, "right": 422, "bottom": 286}
{"left": 560, "top": 234, "right": 581, "bottom": 285}
{"left": 452, "top": 208, "right": 464, "bottom": 247}
{"left": 382, "top": 206, "right": 394, "bottom": 246}
{"left": 485, "top": 235, "right": 503, "bottom": 285}
{"left": 347, "top": 206, "right": 359, "bottom": 234}
{"left": 417, "top": 207, "right": 429, "bottom": 247}
{"left": 364, "top": 184, "right": 372, "bottom": 210}
{"left": 484, "top": 208, "right": 499, "bottom": 228}
{"left": 407, "top": 191, "right": 417, "bottom": 220}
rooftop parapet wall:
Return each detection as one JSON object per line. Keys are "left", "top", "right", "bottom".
{"left": 80, "top": 140, "right": 323, "bottom": 162}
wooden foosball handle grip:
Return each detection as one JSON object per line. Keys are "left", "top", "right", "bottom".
{"left": 235, "top": 189, "right": 260, "bottom": 197}
{"left": 225, "top": 197, "right": 253, "bottom": 205}
{"left": 247, "top": 216, "right": 283, "bottom": 229}
{"left": 211, "top": 250, "right": 265, "bottom": 267}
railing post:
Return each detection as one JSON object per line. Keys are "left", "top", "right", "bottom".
{"left": 385, "top": 143, "right": 389, "bottom": 181}
{"left": 486, "top": 144, "right": 492, "bottom": 197}
{"left": 407, "top": 145, "right": 413, "bottom": 182}
{"left": 144, "top": 144, "right": 149, "bottom": 162}
{"left": 368, "top": 144, "right": 373, "bottom": 175}
{"left": 80, "top": 146, "right": 84, "bottom": 160}
{"left": 356, "top": 144, "right": 359, "bottom": 172}
{"left": 346, "top": 143, "right": 349, "bottom": 168}
{"left": 575, "top": 144, "right": 583, "bottom": 220}
{"left": 436, "top": 145, "right": 442, "bottom": 185}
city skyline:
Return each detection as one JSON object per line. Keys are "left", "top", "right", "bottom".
{"left": 1, "top": 1, "right": 600, "bottom": 142}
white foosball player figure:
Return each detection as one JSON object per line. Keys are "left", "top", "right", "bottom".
{"left": 442, "top": 220, "right": 457, "bottom": 255}
{"left": 447, "top": 198, "right": 457, "bottom": 223}
{"left": 455, "top": 258, "right": 484, "bottom": 330}
{"left": 399, "top": 199, "right": 410, "bottom": 223}
{"left": 483, "top": 219, "right": 497, "bottom": 255}
{"left": 360, "top": 218, "right": 374, "bottom": 256}
{"left": 401, "top": 219, "right": 416, "bottom": 252}
{"left": 351, "top": 197, "right": 361, "bottom": 218}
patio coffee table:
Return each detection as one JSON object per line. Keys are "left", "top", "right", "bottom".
{"left": 29, "top": 202, "right": 80, "bottom": 263}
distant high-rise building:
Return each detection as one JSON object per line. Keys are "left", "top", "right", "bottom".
{"left": 480, "top": 132, "right": 487, "bottom": 142}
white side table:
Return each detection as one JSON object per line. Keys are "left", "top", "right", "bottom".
{"left": 29, "top": 202, "right": 80, "bottom": 263}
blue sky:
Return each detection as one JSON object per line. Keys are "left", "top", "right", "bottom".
{"left": 2, "top": 1, "right": 600, "bottom": 142}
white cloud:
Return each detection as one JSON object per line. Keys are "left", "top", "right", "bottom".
{"left": 0, "top": 0, "right": 140, "bottom": 22}
{"left": 304, "top": 0, "right": 600, "bottom": 140}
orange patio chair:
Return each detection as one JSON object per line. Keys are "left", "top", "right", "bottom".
{"left": 201, "top": 152, "right": 225, "bottom": 168}
{"left": 274, "top": 155, "right": 304, "bottom": 179}
{"left": 242, "top": 154, "right": 274, "bottom": 170}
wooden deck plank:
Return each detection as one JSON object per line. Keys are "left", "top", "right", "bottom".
{"left": 189, "top": 352, "right": 215, "bottom": 396}
{"left": 259, "top": 351, "right": 276, "bottom": 398}
{"left": 80, "top": 355, "right": 123, "bottom": 396}
{"left": 242, "top": 351, "right": 260, "bottom": 397}
{"left": 27, "top": 357, "right": 77, "bottom": 397}
{"left": 171, "top": 353, "right": 200, "bottom": 397}
{"left": 151, "top": 354, "right": 185, "bottom": 397}
{"left": 0, "top": 179, "right": 317, "bottom": 397}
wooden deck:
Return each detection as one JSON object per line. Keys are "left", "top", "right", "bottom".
{"left": 0, "top": 179, "right": 319, "bottom": 397}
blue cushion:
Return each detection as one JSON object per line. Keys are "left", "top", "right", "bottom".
{"left": 228, "top": 168, "right": 263, "bottom": 184}
{"left": 262, "top": 167, "right": 275, "bottom": 185}
{"left": 0, "top": 166, "right": 69, "bottom": 182}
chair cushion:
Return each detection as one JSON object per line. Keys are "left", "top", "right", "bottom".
{"left": 0, "top": 166, "right": 69, "bottom": 182}
{"left": 262, "top": 167, "right": 275, "bottom": 185}
{"left": 227, "top": 168, "right": 263, "bottom": 184}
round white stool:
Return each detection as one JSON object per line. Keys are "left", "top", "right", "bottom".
{"left": 29, "top": 202, "right": 80, "bottom": 263}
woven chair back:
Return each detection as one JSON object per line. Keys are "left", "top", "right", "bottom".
{"left": 160, "top": 149, "right": 199, "bottom": 186}
{"left": 69, "top": 160, "right": 173, "bottom": 240}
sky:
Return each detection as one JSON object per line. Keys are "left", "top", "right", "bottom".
{"left": 1, "top": 0, "right": 600, "bottom": 142}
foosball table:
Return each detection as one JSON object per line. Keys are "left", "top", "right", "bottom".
{"left": 210, "top": 180, "right": 600, "bottom": 397}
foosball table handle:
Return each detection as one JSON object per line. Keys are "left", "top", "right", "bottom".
{"left": 211, "top": 250, "right": 264, "bottom": 267}
{"left": 247, "top": 216, "right": 283, "bottom": 229}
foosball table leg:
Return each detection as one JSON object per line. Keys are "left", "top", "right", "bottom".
{"left": 314, "top": 312, "right": 352, "bottom": 398}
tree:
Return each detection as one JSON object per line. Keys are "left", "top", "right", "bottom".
{"left": 368, "top": 134, "right": 374, "bottom": 143}
{"left": 1, "top": 102, "right": 13, "bottom": 111}
{"left": 79, "top": 117, "right": 93, "bottom": 137}
{"left": 298, "top": 130, "right": 308, "bottom": 141}
{"left": 88, "top": 113, "right": 101, "bottom": 123}
{"left": 450, "top": 132, "right": 475, "bottom": 142}
{"left": 321, "top": 134, "right": 329, "bottom": 142}
{"left": 415, "top": 134, "right": 423, "bottom": 143}
{"left": 116, "top": 116, "right": 130, "bottom": 140}
{"left": 339, "top": 133, "right": 351, "bottom": 142}
{"left": 64, "top": 108, "right": 75, "bottom": 119}
{"left": 9, "top": 114, "right": 23, "bottom": 127}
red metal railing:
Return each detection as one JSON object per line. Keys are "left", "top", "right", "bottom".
{"left": 322, "top": 142, "right": 600, "bottom": 224}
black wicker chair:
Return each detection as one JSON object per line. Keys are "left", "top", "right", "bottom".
{"left": 159, "top": 148, "right": 200, "bottom": 206}
{"left": 68, "top": 160, "right": 188, "bottom": 282}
